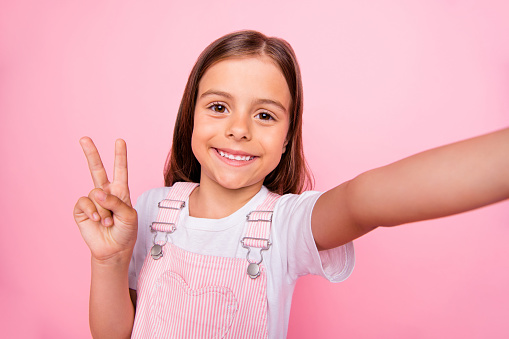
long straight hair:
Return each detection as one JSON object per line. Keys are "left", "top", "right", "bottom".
{"left": 164, "top": 30, "right": 313, "bottom": 195}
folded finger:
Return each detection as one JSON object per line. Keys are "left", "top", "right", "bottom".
{"left": 93, "top": 189, "right": 137, "bottom": 226}
{"left": 89, "top": 189, "right": 114, "bottom": 226}
{"left": 80, "top": 137, "right": 109, "bottom": 188}
{"left": 74, "top": 196, "right": 100, "bottom": 223}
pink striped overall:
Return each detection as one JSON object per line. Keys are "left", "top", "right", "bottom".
{"left": 131, "top": 182, "right": 281, "bottom": 338}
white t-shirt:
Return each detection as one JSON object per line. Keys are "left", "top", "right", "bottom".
{"left": 129, "top": 185, "right": 355, "bottom": 339}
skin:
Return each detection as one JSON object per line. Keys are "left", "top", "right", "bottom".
{"left": 74, "top": 56, "right": 509, "bottom": 338}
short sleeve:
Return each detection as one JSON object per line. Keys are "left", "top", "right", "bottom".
{"left": 273, "top": 191, "right": 355, "bottom": 283}
{"left": 128, "top": 191, "right": 148, "bottom": 290}
{"left": 129, "top": 187, "right": 173, "bottom": 290}
{"left": 128, "top": 189, "right": 162, "bottom": 290}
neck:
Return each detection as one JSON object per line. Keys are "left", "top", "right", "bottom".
{"left": 189, "top": 178, "right": 263, "bottom": 219}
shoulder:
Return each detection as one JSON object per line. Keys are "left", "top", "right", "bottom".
{"left": 271, "top": 190, "right": 323, "bottom": 242}
{"left": 274, "top": 190, "right": 323, "bottom": 216}
{"left": 134, "top": 187, "right": 172, "bottom": 209}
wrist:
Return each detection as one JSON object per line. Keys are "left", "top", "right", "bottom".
{"left": 91, "top": 249, "right": 133, "bottom": 268}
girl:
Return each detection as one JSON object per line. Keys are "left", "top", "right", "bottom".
{"left": 74, "top": 30, "right": 509, "bottom": 338}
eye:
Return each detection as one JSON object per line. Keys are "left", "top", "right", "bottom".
{"left": 256, "top": 112, "right": 275, "bottom": 121}
{"left": 209, "top": 103, "right": 228, "bottom": 114}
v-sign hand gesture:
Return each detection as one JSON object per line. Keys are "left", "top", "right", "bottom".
{"left": 73, "top": 137, "right": 138, "bottom": 263}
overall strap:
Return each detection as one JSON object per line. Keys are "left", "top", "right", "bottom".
{"left": 241, "top": 191, "right": 281, "bottom": 279}
{"left": 149, "top": 182, "right": 198, "bottom": 260}
{"left": 151, "top": 182, "right": 199, "bottom": 233}
{"left": 242, "top": 192, "right": 281, "bottom": 248}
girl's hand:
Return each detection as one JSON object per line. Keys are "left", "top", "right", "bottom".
{"left": 73, "top": 137, "right": 138, "bottom": 263}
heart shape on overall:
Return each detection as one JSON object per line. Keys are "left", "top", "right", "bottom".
{"left": 150, "top": 270, "right": 239, "bottom": 339}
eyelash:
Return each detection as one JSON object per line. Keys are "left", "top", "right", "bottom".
{"left": 207, "top": 102, "right": 276, "bottom": 121}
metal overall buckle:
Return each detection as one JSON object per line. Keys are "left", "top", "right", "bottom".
{"left": 240, "top": 209, "right": 274, "bottom": 278}
{"left": 241, "top": 237, "right": 271, "bottom": 279}
{"left": 149, "top": 198, "right": 185, "bottom": 260}
{"left": 158, "top": 199, "right": 186, "bottom": 210}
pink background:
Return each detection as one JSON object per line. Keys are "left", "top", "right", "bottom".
{"left": 1, "top": 1, "right": 508, "bottom": 338}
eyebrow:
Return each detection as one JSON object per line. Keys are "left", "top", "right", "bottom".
{"left": 200, "top": 90, "right": 233, "bottom": 100}
{"left": 253, "top": 98, "right": 287, "bottom": 114}
{"left": 200, "top": 89, "right": 288, "bottom": 114}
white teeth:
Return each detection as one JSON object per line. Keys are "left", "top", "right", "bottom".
{"left": 218, "top": 150, "right": 253, "bottom": 161}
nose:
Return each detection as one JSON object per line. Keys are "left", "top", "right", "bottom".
{"left": 226, "top": 112, "right": 251, "bottom": 141}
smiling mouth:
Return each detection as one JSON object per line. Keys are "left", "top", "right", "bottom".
{"left": 214, "top": 148, "right": 256, "bottom": 161}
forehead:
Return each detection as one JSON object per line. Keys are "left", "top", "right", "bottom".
{"left": 197, "top": 56, "right": 291, "bottom": 111}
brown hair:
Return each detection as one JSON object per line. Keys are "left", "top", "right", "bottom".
{"left": 163, "top": 30, "right": 314, "bottom": 194}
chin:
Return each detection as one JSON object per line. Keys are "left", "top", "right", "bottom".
{"left": 214, "top": 176, "right": 260, "bottom": 191}
{"left": 216, "top": 181, "right": 249, "bottom": 191}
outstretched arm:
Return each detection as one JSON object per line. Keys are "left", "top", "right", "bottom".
{"left": 312, "top": 128, "right": 509, "bottom": 250}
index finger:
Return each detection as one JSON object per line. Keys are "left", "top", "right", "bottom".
{"left": 80, "top": 137, "right": 110, "bottom": 188}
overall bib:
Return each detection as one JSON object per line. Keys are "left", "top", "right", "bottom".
{"left": 131, "top": 182, "right": 281, "bottom": 339}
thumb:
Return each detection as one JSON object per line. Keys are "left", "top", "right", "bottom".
{"left": 94, "top": 189, "right": 137, "bottom": 225}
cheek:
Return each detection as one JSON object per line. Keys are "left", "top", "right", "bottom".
{"left": 190, "top": 118, "right": 215, "bottom": 161}
{"left": 190, "top": 132, "right": 197, "bottom": 156}
{"left": 267, "top": 132, "right": 289, "bottom": 164}
{"left": 190, "top": 123, "right": 202, "bottom": 161}
{"left": 190, "top": 129, "right": 203, "bottom": 162}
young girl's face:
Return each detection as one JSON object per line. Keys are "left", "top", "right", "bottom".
{"left": 192, "top": 56, "right": 291, "bottom": 192}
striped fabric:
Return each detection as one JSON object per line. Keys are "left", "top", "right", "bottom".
{"left": 131, "top": 182, "right": 281, "bottom": 339}
{"left": 242, "top": 192, "right": 279, "bottom": 249}
{"left": 150, "top": 182, "right": 198, "bottom": 236}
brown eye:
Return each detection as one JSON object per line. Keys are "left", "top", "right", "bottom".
{"left": 211, "top": 104, "right": 227, "bottom": 113}
{"left": 256, "top": 112, "right": 274, "bottom": 121}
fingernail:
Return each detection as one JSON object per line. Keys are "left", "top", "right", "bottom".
{"left": 104, "top": 217, "right": 113, "bottom": 226}
{"left": 93, "top": 212, "right": 100, "bottom": 221}
{"left": 96, "top": 190, "right": 107, "bottom": 201}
